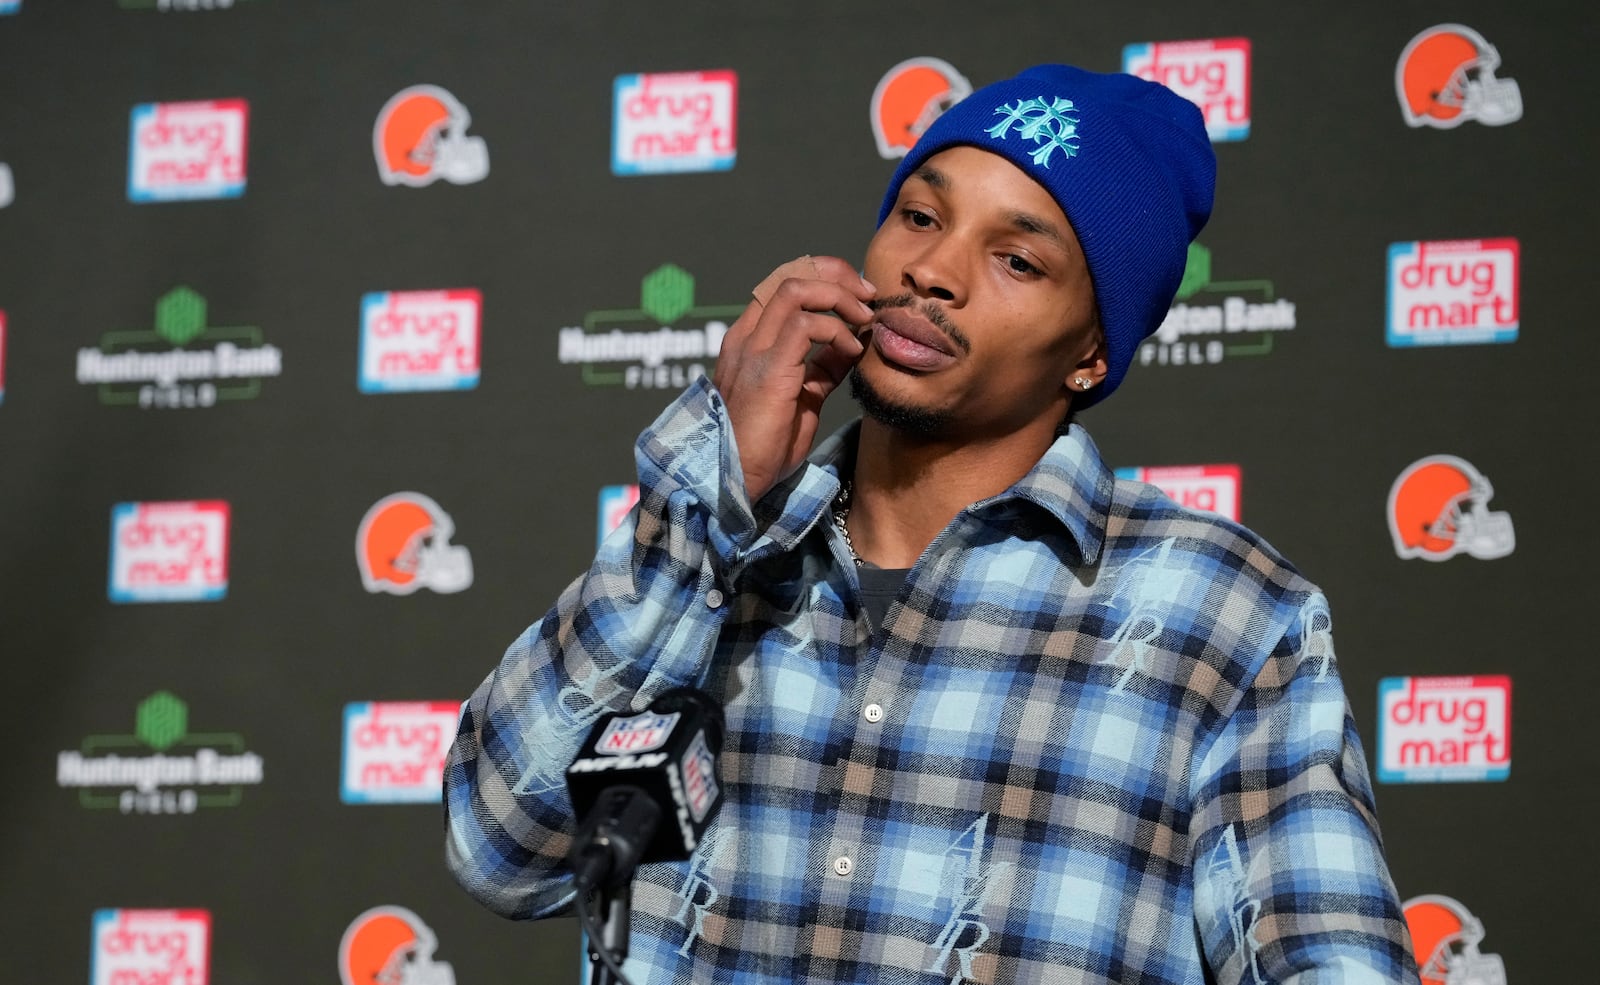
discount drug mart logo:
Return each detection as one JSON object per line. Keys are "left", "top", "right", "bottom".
{"left": 869, "top": 56, "right": 971, "bottom": 159}
{"left": 1116, "top": 465, "right": 1240, "bottom": 522}
{"left": 613, "top": 70, "right": 737, "bottom": 175}
{"left": 128, "top": 99, "right": 247, "bottom": 202}
{"left": 558, "top": 263, "right": 744, "bottom": 389}
{"left": 359, "top": 289, "right": 481, "bottom": 393}
{"left": 1387, "top": 239, "right": 1518, "bottom": 347}
{"left": 57, "top": 691, "right": 264, "bottom": 815}
{"left": 1124, "top": 38, "right": 1250, "bottom": 141}
{"left": 597, "top": 484, "right": 640, "bottom": 547}
{"left": 92, "top": 909, "right": 210, "bottom": 985}
{"left": 1141, "top": 242, "right": 1296, "bottom": 368}
{"left": 77, "top": 286, "right": 282, "bottom": 410}
{"left": 109, "top": 500, "right": 229, "bottom": 603}
{"left": 1378, "top": 675, "right": 1510, "bottom": 783}
{"left": 341, "top": 702, "right": 458, "bottom": 804}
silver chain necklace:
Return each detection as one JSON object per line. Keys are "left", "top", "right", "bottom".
{"left": 832, "top": 480, "right": 862, "bottom": 567}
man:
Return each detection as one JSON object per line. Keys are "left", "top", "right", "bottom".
{"left": 445, "top": 65, "right": 1419, "bottom": 984}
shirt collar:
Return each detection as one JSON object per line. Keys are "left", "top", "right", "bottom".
{"left": 805, "top": 420, "right": 1114, "bottom": 567}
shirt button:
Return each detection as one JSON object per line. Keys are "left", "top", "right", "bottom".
{"left": 863, "top": 703, "right": 884, "bottom": 724}
{"left": 832, "top": 856, "right": 853, "bottom": 877}
{"left": 705, "top": 589, "right": 724, "bottom": 608}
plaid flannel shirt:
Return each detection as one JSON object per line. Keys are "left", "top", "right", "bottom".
{"left": 445, "top": 376, "right": 1418, "bottom": 985}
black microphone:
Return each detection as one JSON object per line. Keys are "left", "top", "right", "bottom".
{"left": 565, "top": 687, "right": 726, "bottom": 892}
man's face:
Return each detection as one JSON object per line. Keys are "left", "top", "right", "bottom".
{"left": 855, "top": 145, "right": 1103, "bottom": 439}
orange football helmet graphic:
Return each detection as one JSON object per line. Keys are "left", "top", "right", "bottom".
{"left": 870, "top": 57, "right": 972, "bottom": 159}
{"left": 373, "top": 85, "right": 490, "bottom": 186}
{"left": 1396, "top": 25, "right": 1522, "bottom": 128}
{"left": 1388, "top": 456, "right": 1514, "bottom": 561}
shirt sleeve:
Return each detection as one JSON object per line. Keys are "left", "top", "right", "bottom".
{"left": 1189, "top": 592, "right": 1421, "bottom": 985}
{"left": 442, "top": 376, "right": 760, "bottom": 920}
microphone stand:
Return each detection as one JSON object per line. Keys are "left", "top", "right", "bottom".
{"left": 587, "top": 880, "right": 632, "bottom": 985}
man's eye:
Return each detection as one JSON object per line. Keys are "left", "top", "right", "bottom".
{"left": 1007, "top": 255, "right": 1039, "bottom": 275}
{"left": 902, "top": 208, "right": 933, "bottom": 227}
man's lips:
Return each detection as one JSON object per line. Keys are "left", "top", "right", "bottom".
{"left": 875, "top": 308, "right": 956, "bottom": 355}
{"left": 869, "top": 308, "right": 960, "bottom": 371}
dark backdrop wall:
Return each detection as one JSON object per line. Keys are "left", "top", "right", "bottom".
{"left": 3, "top": 1, "right": 1596, "bottom": 981}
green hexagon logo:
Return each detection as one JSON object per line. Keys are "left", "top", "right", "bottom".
{"left": 640, "top": 264, "right": 695, "bottom": 325}
{"left": 154, "top": 287, "right": 208, "bottom": 346}
{"left": 1175, "top": 243, "right": 1212, "bottom": 302}
{"left": 135, "top": 691, "right": 188, "bottom": 751}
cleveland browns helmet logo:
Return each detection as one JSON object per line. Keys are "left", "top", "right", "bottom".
{"left": 1387, "top": 455, "right": 1514, "bottom": 562}
{"left": 356, "top": 492, "right": 474, "bottom": 595}
{"left": 339, "top": 906, "right": 456, "bottom": 985}
{"left": 373, "top": 85, "right": 490, "bottom": 187}
{"left": 1403, "top": 895, "right": 1506, "bottom": 985}
{"left": 870, "top": 57, "right": 972, "bottom": 159}
{"left": 1396, "top": 25, "right": 1522, "bottom": 129}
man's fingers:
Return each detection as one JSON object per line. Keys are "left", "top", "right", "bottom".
{"left": 751, "top": 255, "right": 875, "bottom": 307}
{"left": 752, "top": 275, "right": 876, "bottom": 348}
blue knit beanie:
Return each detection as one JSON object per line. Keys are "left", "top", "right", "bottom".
{"left": 877, "top": 64, "right": 1216, "bottom": 407}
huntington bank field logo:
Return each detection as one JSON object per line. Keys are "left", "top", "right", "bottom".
{"left": 128, "top": 99, "right": 247, "bottom": 202}
{"left": 1124, "top": 38, "right": 1250, "bottom": 141}
{"left": 1379, "top": 676, "right": 1510, "bottom": 783}
{"left": 1141, "top": 242, "right": 1296, "bottom": 367}
{"left": 109, "top": 500, "right": 230, "bottom": 603}
{"left": 341, "top": 702, "right": 459, "bottom": 804}
{"left": 58, "top": 691, "right": 264, "bottom": 814}
{"left": 92, "top": 909, "right": 211, "bottom": 985}
{"left": 1387, "top": 239, "right": 1518, "bottom": 347}
{"left": 613, "top": 70, "right": 737, "bottom": 175}
{"left": 359, "top": 289, "right": 481, "bottom": 393}
{"left": 559, "top": 264, "right": 744, "bottom": 389}
{"left": 77, "top": 286, "right": 282, "bottom": 410}
{"left": 1116, "top": 465, "right": 1241, "bottom": 522}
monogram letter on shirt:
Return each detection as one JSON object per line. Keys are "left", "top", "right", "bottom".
{"left": 927, "top": 814, "right": 1012, "bottom": 985}
{"left": 1200, "top": 825, "right": 1268, "bottom": 985}
{"left": 1101, "top": 538, "right": 1188, "bottom": 692}
{"left": 672, "top": 826, "right": 729, "bottom": 957}
{"left": 512, "top": 657, "right": 632, "bottom": 796}
{"left": 1300, "top": 597, "right": 1335, "bottom": 682}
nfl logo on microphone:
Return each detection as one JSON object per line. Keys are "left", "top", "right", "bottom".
{"left": 596, "top": 712, "right": 679, "bottom": 755}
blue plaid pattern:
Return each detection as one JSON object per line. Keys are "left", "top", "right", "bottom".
{"left": 445, "top": 376, "right": 1419, "bottom": 985}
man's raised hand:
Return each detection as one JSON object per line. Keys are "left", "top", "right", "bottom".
{"left": 712, "top": 256, "right": 875, "bottom": 503}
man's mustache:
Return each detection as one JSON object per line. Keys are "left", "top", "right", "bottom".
{"left": 865, "top": 294, "right": 973, "bottom": 354}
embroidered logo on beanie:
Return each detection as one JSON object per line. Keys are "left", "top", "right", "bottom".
{"left": 985, "top": 97, "right": 1082, "bottom": 167}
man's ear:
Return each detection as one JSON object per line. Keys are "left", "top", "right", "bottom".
{"left": 1064, "top": 329, "right": 1109, "bottom": 393}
